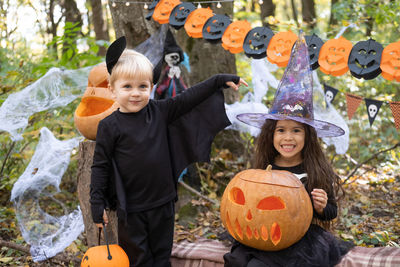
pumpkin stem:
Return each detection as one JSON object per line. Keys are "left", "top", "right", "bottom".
{"left": 266, "top": 165, "right": 272, "bottom": 171}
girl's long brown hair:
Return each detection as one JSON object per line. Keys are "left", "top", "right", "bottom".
{"left": 254, "top": 119, "right": 344, "bottom": 229}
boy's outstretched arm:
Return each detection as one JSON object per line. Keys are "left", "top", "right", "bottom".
{"left": 225, "top": 78, "right": 248, "bottom": 91}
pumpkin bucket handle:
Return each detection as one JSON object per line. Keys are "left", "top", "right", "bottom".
{"left": 99, "top": 222, "right": 112, "bottom": 260}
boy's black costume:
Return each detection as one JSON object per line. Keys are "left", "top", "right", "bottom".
{"left": 90, "top": 33, "right": 239, "bottom": 267}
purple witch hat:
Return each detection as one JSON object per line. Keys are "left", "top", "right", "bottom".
{"left": 237, "top": 31, "right": 344, "bottom": 138}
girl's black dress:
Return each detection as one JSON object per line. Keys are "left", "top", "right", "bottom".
{"left": 223, "top": 163, "right": 354, "bottom": 267}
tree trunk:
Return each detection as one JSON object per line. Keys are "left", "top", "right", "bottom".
{"left": 60, "top": 0, "right": 83, "bottom": 56}
{"left": 176, "top": 2, "right": 238, "bottom": 104}
{"left": 77, "top": 141, "right": 118, "bottom": 247}
{"left": 260, "top": 0, "right": 276, "bottom": 27}
{"left": 107, "top": 0, "right": 159, "bottom": 48}
{"left": 89, "top": 0, "right": 110, "bottom": 56}
{"left": 328, "top": 0, "right": 338, "bottom": 37}
{"left": 301, "top": 0, "right": 316, "bottom": 29}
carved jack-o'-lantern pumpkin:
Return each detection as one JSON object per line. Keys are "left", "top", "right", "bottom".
{"left": 184, "top": 7, "right": 213, "bottom": 38}
{"left": 152, "top": 0, "right": 181, "bottom": 24}
{"left": 380, "top": 41, "right": 400, "bottom": 82}
{"left": 220, "top": 166, "right": 313, "bottom": 251}
{"left": 266, "top": 31, "right": 297, "bottom": 67}
{"left": 81, "top": 244, "right": 129, "bottom": 267}
{"left": 74, "top": 63, "right": 119, "bottom": 140}
{"left": 318, "top": 36, "right": 353, "bottom": 76}
{"left": 221, "top": 20, "right": 252, "bottom": 54}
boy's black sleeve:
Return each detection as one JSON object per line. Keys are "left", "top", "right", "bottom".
{"left": 162, "top": 74, "right": 239, "bottom": 122}
{"left": 165, "top": 74, "right": 239, "bottom": 181}
{"left": 90, "top": 119, "right": 115, "bottom": 223}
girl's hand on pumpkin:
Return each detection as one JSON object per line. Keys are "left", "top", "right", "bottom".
{"left": 311, "top": 188, "right": 328, "bottom": 215}
{"left": 95, "top": 210, "right": 109, "bottom": 228}
{"left": 225, "top": 78, "right": 248, "bottom": 91}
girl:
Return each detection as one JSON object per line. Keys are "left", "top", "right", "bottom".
{"left": 226, "top": 32, "right": 354, "bottom": 266}
{"left": 223, "top": 119, "right": 354, "bottom": 266}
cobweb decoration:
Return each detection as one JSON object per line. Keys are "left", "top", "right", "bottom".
{"left": 135, "top": 24, "right": 168, "bottom": 67}
{"left": 225, "top": 58, "right": 278, "bottom": 136}
{"left": 312, "top": 71, "right": 349, "bottom": 154}
{"left": 0, "top": 67, "right": 91, "bottom": 141}
{"left": 10, "top": 127, "right": 83, "bottom": 262}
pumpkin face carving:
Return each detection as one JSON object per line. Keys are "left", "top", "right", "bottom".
{"left": 318, "top": 36, "right": 353, "bottom": 76}
{"left": 220, "top": 166, "right": 313, "bottom": 251}
{"left": 81, "top": 244, "right": 129, "bottom": 267}
{"left": 184, "top": 7, "right": 213, "bottom": 38}
{"left": 152, "top": 0, "right": 181, "bottom": 24}
{"left": 221, "top": 20, "right": 252, "bottom": 54}
{"left": 74, "top": 62, "right": 119, "bottom": 140}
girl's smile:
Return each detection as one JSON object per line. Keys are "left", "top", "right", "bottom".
{"left": 273, "top": 120, "right": 305, "bottom": 167}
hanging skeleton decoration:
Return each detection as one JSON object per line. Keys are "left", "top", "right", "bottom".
{"left": 365, "top": 98, "right": 383, "bottom": 126}
{"left": 154, "top": 28, "right": 188, "bottom": 100}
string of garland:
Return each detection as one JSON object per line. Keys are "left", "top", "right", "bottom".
{"left": 115, "top": 0, "right": 399, "bottom": 83}
{"left": 323, "top": 84, "right": 400, "bottom": 129}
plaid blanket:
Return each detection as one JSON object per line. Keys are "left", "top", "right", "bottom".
{"left": 171, "top": 238, "right": 400, "bottom": 267}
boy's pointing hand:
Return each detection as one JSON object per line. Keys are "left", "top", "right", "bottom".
{"left": 226, "top": 78, "right": 248, "bottom": 91}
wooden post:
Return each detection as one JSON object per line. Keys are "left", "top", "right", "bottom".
{"left": 76, "top": 140, "right": 118, "bottom": 247}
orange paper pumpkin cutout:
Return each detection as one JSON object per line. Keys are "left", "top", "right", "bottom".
{"left": 221, "top": 20, "right": 252, "bottom": 54}
{"left": 266, "top": 31, "right": 297, "bottom": 67}
{"left": 74, "top": 63, "right": 119, "bottom": 140}
{"left": 153, "top": 0, "right": 181, "bottom": 24}
{"left": 220, "top": 166, "right": 313, "bottom": 251}
{"left": 318, "top": 36, "right": 353, "bottom": 76}
{"left": 184, "top": 7, "right": 213, "bottom": 38}
{"left": 380, "top": 41, "right": 400, "bottom": 82}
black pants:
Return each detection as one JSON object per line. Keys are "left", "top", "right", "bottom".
{"left": 118, "top": 201, "right": 175, "bottom": 267}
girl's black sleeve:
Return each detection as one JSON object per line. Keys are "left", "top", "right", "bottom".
{"left": 90, "top": 119, "right": 115, "bottom": 223}
{"left": 159, "top": 74, "right": 239, "bottom": 122}
{"left": 314, "top": 192, "right": 338, "bottom": 221}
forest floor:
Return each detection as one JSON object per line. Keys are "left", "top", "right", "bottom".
{"left": 0, "top": 150, "right": 399, "bottom": 266}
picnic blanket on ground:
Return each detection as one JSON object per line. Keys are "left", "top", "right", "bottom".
{"left": 171, "top": 238, "right": 400, "bottom": 267}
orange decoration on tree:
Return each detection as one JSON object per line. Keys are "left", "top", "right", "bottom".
{"left": 221, "top": 20, "right": 252, "bottom": 54}
{"left": 153, "top": 0, "right": 181, "bottom": 24}
{"left": 220, "top": 166, "right": 313, "bottom": 251}
{"left": 380, "top": 41, "right": 400, "bottom": 82}
{"left": 74, "top": 63, "right": 119, "bottom": 140}
{"left": 318, "top": 36, "right": 353, "bottom": 76}
{"left": 184, "top": 7, "right": 213, "bottom": 38}
{"left": 266, "top": 31, "right": 297, "bottom": 67}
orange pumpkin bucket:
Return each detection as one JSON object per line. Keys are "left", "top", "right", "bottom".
{"left": 220, "top": 165, "right": 313, "bottom": 251}
{"left": 81, "top": 223, "right": 129, "bottom": 267}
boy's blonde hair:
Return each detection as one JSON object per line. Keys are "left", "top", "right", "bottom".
{"left": 109, "top": 49, "right": 153, "bottom": 86}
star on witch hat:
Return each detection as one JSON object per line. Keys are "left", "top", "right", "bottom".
{"left": 237, "top": 31, "right": 345, "bottom": 138}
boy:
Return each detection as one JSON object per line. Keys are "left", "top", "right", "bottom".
{"left": 90, "top": 36, "right": 247, "bottom": 266}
